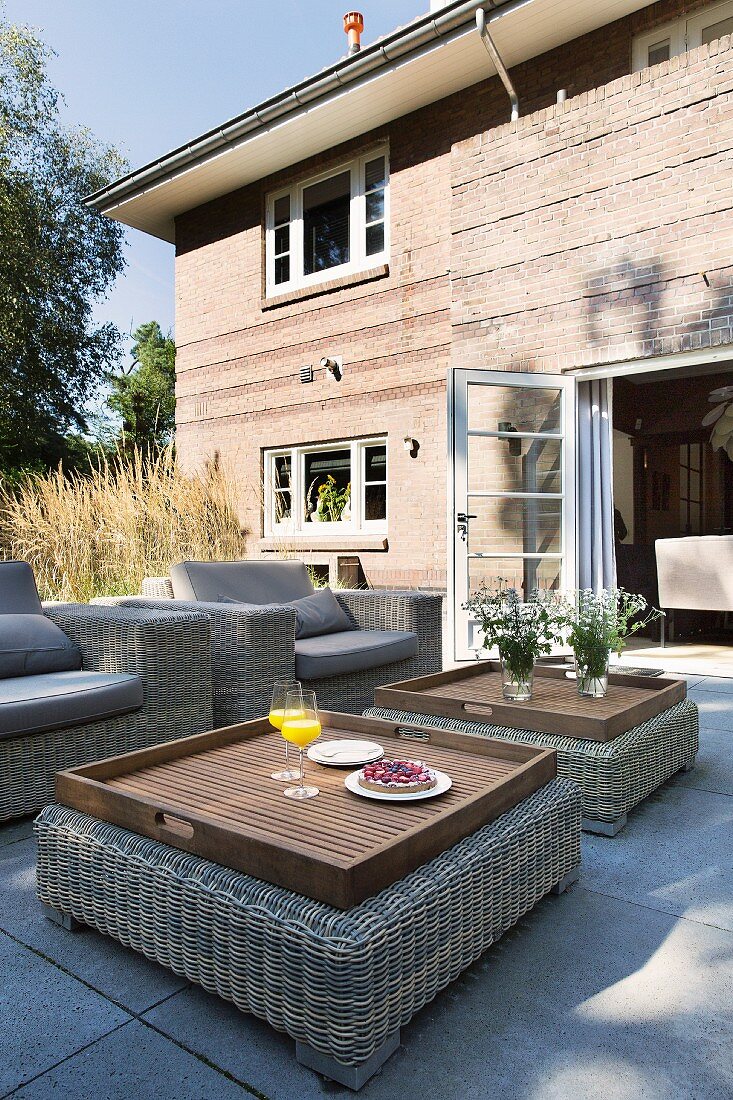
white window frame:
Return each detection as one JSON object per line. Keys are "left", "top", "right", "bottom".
{"left": 632, "top": 0, "right": 733, "bottom": 71}
{"left": 265, "top": 146, "right": 389, "bottom": 296}
{"left": 264, "top": 437, "right": 388, "bottom": 536}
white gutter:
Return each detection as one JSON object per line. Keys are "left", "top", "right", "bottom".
{"left": 476, "top": 6, "right": 520, "bottom": 120}
{"left": 85, "top": 0, "right": 537, "bottom": 213}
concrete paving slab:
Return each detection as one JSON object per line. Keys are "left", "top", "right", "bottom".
{"left": 9, "top": 1019, "right": 250, "bottom": 1099}
{"left": 582, "top": 784, "right": 733, "bottom": 931}
{"left": 688, "top": 689, "right": 733, "bottom": 729}
{"left": 0, "top": 930, "right": 130, "bottom": 1096}
{"left": 0, "top": 815, "right": 35, "bottom": 848}
{"left": 676, "top": 725, "right": 733, "bottom": 797}
{"left": 691, "top": 675, "right": 733, "bottom": 692}
{"left": 145, "top": 888, "right": 733, "bottom": 1100}
{"left": 0, "top": 837, "right": 187, "bottom": 1014}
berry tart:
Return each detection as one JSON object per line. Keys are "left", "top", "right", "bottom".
{"left": 357, "top": 759, "right": 437, "bottom": 796}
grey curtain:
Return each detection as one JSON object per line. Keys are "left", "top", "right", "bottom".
{"left": 577, "top": 379, "right": 616, "bottom": 591}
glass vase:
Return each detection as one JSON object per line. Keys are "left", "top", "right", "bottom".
{"left": 575, "top": 654, "right": 610, "bottom": 698}
{"left": 501, "top": 658, "right": 534, "bottom": 701}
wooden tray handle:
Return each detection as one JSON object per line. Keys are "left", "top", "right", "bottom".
{"left": 461, "top": 702, "right": 495, "bottom": 719}
{"left": 395, "top": 726, "right": 432, "bottom": 742}
{"left": 154, "top": 811, "right": 195, "bottom": 840}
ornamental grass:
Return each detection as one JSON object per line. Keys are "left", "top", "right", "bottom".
{"left": 0, "top": 446, "right": 248, "bottom": 601}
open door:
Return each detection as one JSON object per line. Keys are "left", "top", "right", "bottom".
{"left": 451, "top": 370, "right": 576, "bottom": 661}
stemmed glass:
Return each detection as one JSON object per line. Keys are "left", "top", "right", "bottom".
{"left": 281, "top": 689, "right": 321, "bottom": 800}
{"left": 269, "top": 679, "right": 301, "bottom": 781}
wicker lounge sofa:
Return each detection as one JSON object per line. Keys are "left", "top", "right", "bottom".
{"left": 0, "top": 561, "right": 213, "bottom": 821}
{"left": 102, "top": 560, "right": 443, "bottom": 722}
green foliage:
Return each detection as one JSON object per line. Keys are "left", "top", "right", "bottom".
{"left": 0, "top": 10, "right": 126, "bottom": 475}
{"left": 465, "top": 580, "right": 565, "bottom": 679}
{"left": 562, "top": 588, "right": 662, "bottom": 676}
{"left": 106, "top": 322, "right": 176, "bottom": 448}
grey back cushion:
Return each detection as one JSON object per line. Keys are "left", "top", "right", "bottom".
{"left": 0, "top": 614, "right": 82, "bottom": 679}
{"left": 217, "top": 588, "right": 354, "bottom": 639}
{"left": 290, "top": 589, "right": 354, "bottom": 639}
{"left": 0, "top": 561, "right": 44, "bottom": 614}
{"left": 171, "top": 560, "right": 314, "bottom": 604}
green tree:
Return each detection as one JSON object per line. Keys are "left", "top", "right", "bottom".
{"left": 0, "top": 12, "right": 126, "bottom": 475}
{"left": 107, "top": 322, "right": 176, "bottom": 448}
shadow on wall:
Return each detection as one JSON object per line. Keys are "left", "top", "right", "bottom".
{"left": 584, "top": 256, "right": 733, "bottom": 356}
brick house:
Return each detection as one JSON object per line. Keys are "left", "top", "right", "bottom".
{"left": 89, "top": 0, "right": 733, "bottom": 660}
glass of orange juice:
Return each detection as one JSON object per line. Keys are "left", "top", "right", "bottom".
{"left": 281, "top": 689, "right": 321, "bottom": 800}
{"left": 269, "top": 679, "right": 301, "bottom": 781}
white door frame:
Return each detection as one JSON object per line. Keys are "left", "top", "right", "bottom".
{"left": 448, "top": 368, "right": 577, "bottom": 663}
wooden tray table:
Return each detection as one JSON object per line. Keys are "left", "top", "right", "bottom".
{"left": 55, "top": 711, "right": 556, "bottom": 909}
{"left": 374, "top": 662, "right": 687, "bottom": 743}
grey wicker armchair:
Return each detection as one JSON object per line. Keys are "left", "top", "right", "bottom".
{"left": 0, "top": 566, "right": 213, "bottom": 821}
{"left": 103, "top": 560, "right": 443, "bottom": 723}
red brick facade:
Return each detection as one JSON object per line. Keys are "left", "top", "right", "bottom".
{"left": 174, "top": 0, "right": 733, "bottom": 589}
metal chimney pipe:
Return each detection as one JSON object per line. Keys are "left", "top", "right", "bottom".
{"left": 344, "top": 11, "right": 364, "bottom": 55}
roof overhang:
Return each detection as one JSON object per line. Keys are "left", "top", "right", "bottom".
{"left": 88, "top": 0, "right": 653, "bottom": 242}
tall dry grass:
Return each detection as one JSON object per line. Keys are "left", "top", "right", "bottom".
{"left": 0, "top": 447, "right": 249, "bottom": 601}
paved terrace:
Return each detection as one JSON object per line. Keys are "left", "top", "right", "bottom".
{"left": 1, "top": 674, "right": 732, "bottom": 1100}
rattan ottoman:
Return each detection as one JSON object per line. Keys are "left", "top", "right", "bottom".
{"left": 35, "top": 778, "right": 580, "bottom": 1090}
{"left": 365, "top": 701, "right": 698, "bottom": 836}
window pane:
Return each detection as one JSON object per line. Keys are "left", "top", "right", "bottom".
{"left": 274, "top": 491, "right": 291, "bottom": 521}
{"left": 468, "top": 435, "right": 562, "bottom": 495}
{"left": 702, "top": 16, "right": 733, "bottom": 45}
{"left": 274, "top": 194, "right": 290, "bottom": 225}
{"left": 274, "top": 455, "right": 291, "bottom": 489}
{"left": 274, "top": 225, "right": 289, "bottom": 256}
{"left": 366, "top": 223, "right": 385, "bottom": 257}
{"left": 365, "top": 156, "right": 386, "bottom": 192}
{"left": 365, "top": 483, "right": 386, "bottom": 521}
{"left": 303, "top": 170, "right": 350, "bottom": 275}
{"left": 304, "top": 447, "right": 351, "bottom": 522}
{"left": 648, "top": 39, "right": 671, "bottom": 65}
{"left": 467, "top": 383, "right": 562, "bottom": 433}
{"left": 466, "top": 496, "right": 562, "bottom": 557}
{"left": 275, "top": 255, "right": 290, "bottom": 284}
{"left": 364, "top": 444, "right": 386, "bottom": 483}
{"left": 365, "top": 191, "right": 384, "bottom": 225}
{"left": 468, "top": 557, "right": 562, "bottom": 599}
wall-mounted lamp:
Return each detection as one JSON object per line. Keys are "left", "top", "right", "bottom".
{"left": 498, "top": 421, "right": 522, "bottom": 457}
{"left": 320, "top": 356, "right": 343, "bottom": 382}
{"left": 403, "top": 436, "right": 419, "bottom": 458}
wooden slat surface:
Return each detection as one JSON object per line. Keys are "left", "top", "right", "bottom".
{"left": 55, "top": 711, "right": 557, "bottom": 909}
{"left": 375, "top": 663, "right": 687, "bottom": 742}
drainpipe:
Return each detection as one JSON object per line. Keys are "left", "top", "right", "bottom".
{"left": 475, "top": 6, "right": 519, "bottom": 122}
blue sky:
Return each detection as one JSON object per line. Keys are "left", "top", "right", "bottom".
{"left": 9, "top": 0, "right": 423, "bottom": 354}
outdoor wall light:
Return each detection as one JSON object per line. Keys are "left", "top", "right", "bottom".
{"left": 403, "top": 436, "right": 419, "bottom": 458}
{"left": 320, "top": 356, "right": 343, "bottom": 382}
{"left": 498, "top": 421, "right": 522, "bottom": 457}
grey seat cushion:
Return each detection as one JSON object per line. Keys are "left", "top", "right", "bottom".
{"left": 0, "top": 670, "right": 144, "bottom": 740}
{"left": 0, "top": 561, "right": 44, "bottom": 614}
{"left": 0, "top": 615, "right": 82, "bottom": 679}
{"left": 295, "top": 629, "right": 418, "bottom": 680}
{"left": 171, "top": 560, "right": 314, "bottom": 604}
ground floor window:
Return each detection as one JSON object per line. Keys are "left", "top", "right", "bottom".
{"left": 264, "top": 438, "right": 387, "bottom": 535}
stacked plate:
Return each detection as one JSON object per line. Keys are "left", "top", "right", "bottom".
{"left": 307, "top": 739, "right": 384, "bottom": 767}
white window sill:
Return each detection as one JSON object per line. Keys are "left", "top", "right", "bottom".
{"left": 261, "top": 263, "right": 389, "bottom": 310}
{"left": 260, "top": 534, "right": 388, "bottom": 552}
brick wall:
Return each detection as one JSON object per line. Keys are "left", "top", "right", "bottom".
{"left": 174, "top": 0, "right": 732, "bottom": 590}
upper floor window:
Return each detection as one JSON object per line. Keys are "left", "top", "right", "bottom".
{"left": 265, "top": 147, "right": 389, "bottom": 296}
{"left": 264, "top": 438, "right": 387, "bottom": 536}
{"left": 632, "top": 0, "right": 733, "bottom": 71}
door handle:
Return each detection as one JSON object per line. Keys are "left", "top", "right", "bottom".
{"left": 456, "top": 512, "right": 477, "bottom": 542}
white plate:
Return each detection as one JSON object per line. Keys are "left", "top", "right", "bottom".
{"left": 307, "top": 740, "right": 384, "bottom": 767}
{"left": 344, "top": 768, "right": 452, "bottom": 802}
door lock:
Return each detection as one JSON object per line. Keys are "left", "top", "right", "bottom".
{"left": 456, "top": 512, "right": 477, "bottom": 541}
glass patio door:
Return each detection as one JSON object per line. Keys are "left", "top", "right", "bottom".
{"left": 452, "top": 370, "right": 576, "bottom": 661}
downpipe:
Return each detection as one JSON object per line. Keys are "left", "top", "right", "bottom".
{"left": 476, "top": 6, "right": 520, "bottom": 122}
